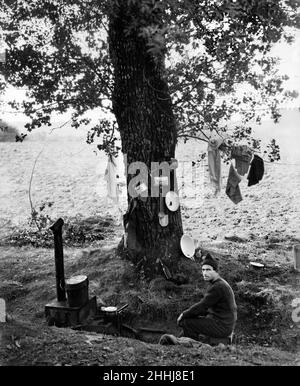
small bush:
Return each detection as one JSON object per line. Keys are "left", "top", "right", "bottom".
{"left": 3, "top": 214, "right": 117, "bottom": 248}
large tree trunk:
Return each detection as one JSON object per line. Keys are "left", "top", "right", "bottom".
{"left": 108, "top": 3, "right": 184, "bottom": 279}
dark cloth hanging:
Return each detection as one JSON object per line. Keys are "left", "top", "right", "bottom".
{"left": 226, "top": 163, "right": 243, "bottom": 204}
{"left": 247, "top": 154, "right": 264, "bottom": 187}
{"left": 231, "top": 145, "right": 253, "bottom": 176}
{"left": 207, "top": 138, "right": 223, "bottom": 194}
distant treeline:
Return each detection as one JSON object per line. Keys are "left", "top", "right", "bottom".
{"left": 0, "top": 120, "right": 20, "bottom": 142}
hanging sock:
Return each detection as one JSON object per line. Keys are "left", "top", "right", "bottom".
{"left": 226, "top": 163, "right": 243, "bottom": 204}
{"left": 103, "top": 154, "right": 126, "bottom": 225}
{"left": 247, "top": 154, "right": 264, "bottom": 187}
{"left": 104, "top": 155, "right": 121, "bottom": 204}
{"left": 231, "top": 145, "right": 253, "bottom": 176}
{"left": 103, "top": 153, "right": 127, "bottom": 205}
{"left": 207, "top": 138, "right": 223, "bottom": 194}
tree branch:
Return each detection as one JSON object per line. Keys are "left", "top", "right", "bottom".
{"left": 177, "top": 133, "right": 208, "bottom": 143}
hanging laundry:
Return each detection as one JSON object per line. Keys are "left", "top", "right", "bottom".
{"left": 97, "top": 153, "right": 126, "bottom": 224}
{"left": 226, "top": 163, "right": 243, "bottom": 204}
{"left": 104, "top": 154, "right": 122, "bottom": 203}
{"left": 247, "top": 154, "right": 264, "bottom": 187}
{"left": 207, "top": 138, "right": 223, "bottom": 194}
{"left": 0, "top": 50, "right": 5, "bottom": 63}
{"left": 0, "top": 37, "right": 6, "bottom": 63}
{"left": 231, "top": 145, "right": 253, "bottom": 176}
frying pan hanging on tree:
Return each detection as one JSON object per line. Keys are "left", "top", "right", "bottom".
{"left": 165, "top": 160, "right": 180, "bottom": 212}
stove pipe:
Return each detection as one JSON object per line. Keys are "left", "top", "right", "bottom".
{"left": 50, "top": 218, "right": 66, "bottom": 302}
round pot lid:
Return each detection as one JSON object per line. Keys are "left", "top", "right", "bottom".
{"left": 65, "top": 275, "right": 87, "bottom": 285}
{"left": 165, "top": 191, "right": 180, "bottom": 211}
{"left": 180, "top": 235, "right": 195, "bottom": 259}
{"left": 101, "top": 306, "right": 117, "bottom": 312}
{"left": 250, "top": 262, "right": 264, "bottom": 268}
{"left": 135, "top": 182, "right": 147, "bottom": 194}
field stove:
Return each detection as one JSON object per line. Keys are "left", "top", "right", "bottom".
{"left": 73, "top": 304, "right": 129, "bottom": 335}
{"left": 45, "top": 218, "right": 97, "bottom": 327}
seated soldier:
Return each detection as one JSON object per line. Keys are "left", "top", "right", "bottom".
{"left": 177, "top": 254, "right": 237, "bottom": 343}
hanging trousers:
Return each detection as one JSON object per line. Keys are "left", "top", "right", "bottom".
{"left": 179, "top": 316, "right": 232, "bottom": 340}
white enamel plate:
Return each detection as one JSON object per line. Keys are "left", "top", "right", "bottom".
{"left": 180, "top": 235, "right": 195, "bottom": 260}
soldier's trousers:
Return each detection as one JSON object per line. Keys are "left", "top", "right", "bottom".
{"left": 179, "top": 316, "right": 232, "bottom": 340}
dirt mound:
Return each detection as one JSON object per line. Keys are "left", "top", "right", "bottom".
{"left": 0, "top": 243, "right": 299, "bottom": 366}
{"left": 0, "top": 318, "right": 296, "bottom": 366}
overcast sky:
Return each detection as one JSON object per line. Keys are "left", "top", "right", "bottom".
{"left": 271, "top": 28, "right": 300, "bottom": 104}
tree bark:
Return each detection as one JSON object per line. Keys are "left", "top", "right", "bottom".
{"left": 108, "top": 4, "right": 183, "bottom": 279}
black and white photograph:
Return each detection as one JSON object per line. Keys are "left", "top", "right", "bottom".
{"left": 0, "top": 0, "right": 299, "bottom": 372}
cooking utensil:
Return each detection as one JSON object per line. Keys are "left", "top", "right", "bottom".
{"left": 135, "top": 182, "right": 147, "bottom": 195}
{"left": 159, "top": 258, "right": 172, "bottom": 280}
{"left": 250, "top": 262, "right": 264, "bottom": 268}
{"left": 154, "top": 176, "right": 169, "bottom": 186}
{"left": 165, "top": 191, "right": 179, "bottom": 211}
{"left": 180, "top": 235, "right": 195, "bottom": 260}
{"left": 100, "top": 306, "right": 118, "bottom": 313}
{"left": 158, "top": 170, "right": 168, "bottom": 227}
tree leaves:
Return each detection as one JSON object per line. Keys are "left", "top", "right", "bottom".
{"left": 0, "top": 0, "right": 299, "bottom": 157}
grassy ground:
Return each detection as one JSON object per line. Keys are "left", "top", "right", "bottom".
{"left": 0, "top": 228, "right": 299, "bottom": 366}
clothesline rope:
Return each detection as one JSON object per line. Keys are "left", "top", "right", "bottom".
{"left": 214, "top": 140, "right": 300, "bottom": 167}
{"left": 202, "top": 160, "right": 300, "bottom": 167}
{"left": 261, "top": 160, "right": 300, "bottom": 166}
